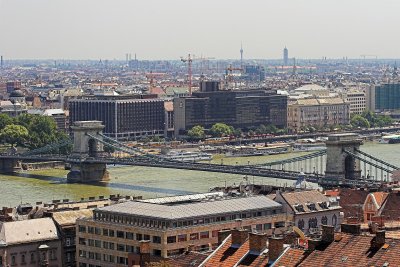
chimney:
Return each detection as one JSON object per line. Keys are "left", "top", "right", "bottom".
{"left": 307, "top": 238, "right": 321, "bottom": 252}
{"left": 249, "top": 233, "right": 268, "bottom": 254}
{"left": 371, "top": 230, "right": 385, "bottom": 249}
{"left": 139, "top": 240, "right": 150, "bottom": 265}
{"left": 340, "top": 223, "right": 361, "bottom": 235}
{"left": 218, "top": 230, "right": 231, "bottom": 245}
{"left": 231, "top": 229, "right": 249, "bottom": 248}
{"left": 268, "top": 237, "right": 284, "bottom": 261}
{"left": 321, "top": 225, "right": 334, "bottom": 243}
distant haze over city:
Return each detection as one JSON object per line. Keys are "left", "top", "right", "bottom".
{"left": 1, "top": 0, "right": 400, "bottom": 60}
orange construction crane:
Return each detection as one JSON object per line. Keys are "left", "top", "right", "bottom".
{"left": 180, "top": 54, "right": 214, "bottom": 95}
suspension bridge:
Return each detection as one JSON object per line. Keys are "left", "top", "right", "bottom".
{"left": 0, "top": 121, "right": 398, "bottom": 187}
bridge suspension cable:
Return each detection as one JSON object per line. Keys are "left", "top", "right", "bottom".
{"left": 344, "top": 150, "right": 394, "bottom": 173}
{"left": 247, "top": 150, "right": 327, "bottom": 167}
{"left": 22, "top": 138, "right": 72, "bottom": 156}
{"left": 354, "top": 149, "right": 399, "bottom": 170}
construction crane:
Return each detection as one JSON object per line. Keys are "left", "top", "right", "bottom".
{"left": 180, "top": 54, "right": 194, "bottom": 95}
{"left": 225, "top": 65, "right": 243, "bottom": 88}
{"left": 180, "top": 54, "right": 214, "bottom": 95}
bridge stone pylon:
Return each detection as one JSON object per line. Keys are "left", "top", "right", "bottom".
{"left": 67, "top": 121, "right": 110, "bottom": 183}
{"left": 323, "top": 133, "right": 362, "bottom": 185}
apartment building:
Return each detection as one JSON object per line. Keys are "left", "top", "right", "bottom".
{"left": 343, "top": 90, "right": 366, "bottom": 115}
{"left": 76, "top": 194, "right": 292, "bottom": 267}
{"left": 287, "top": 97, "right": 350, "bottom": 132}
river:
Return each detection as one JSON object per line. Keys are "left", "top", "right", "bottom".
{"left": 0, "top": 141, "right": 399, "bottom": 207}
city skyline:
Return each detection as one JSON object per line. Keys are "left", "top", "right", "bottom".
{"left": 1, "top": 0, "right": 400, "bottom": 60}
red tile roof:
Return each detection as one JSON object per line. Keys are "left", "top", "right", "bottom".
{"left": 298, "top": 233, "right": 400, "bottom": 267}
{"left": 203, "top": 236, "right": 250, "bottom": 267}
{"left": 274, "top": 247, "right": 307, "bottom": 267}
{"left": 336, "top": 188, "right": 369, "bottom": 220}
{"left": 371, "top": 192, "right": 389, "bottom": 208}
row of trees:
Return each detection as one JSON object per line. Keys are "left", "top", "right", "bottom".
{"left": 0, "top": 113, "right": 69, "bottom": 150}
{"left": 187, "top": 123, "right": 286, "bottom": 140}
{"left": 350, "top": 111, "right": 393, "bottom": 129}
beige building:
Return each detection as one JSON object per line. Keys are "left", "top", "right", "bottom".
{"left": 287, "top": 97, "right": 350, "bottom": 132}
{"left": 76, "top": 194, "right": 292, "bottom": 266}
{"left": 275, "top": 190, "right": 342, "bottom": 234}
{"left": 343, "top": 90, "right": 366, "bottom": 115}
{"left": 0, "top": 218, "right": 62, "bottom": 267}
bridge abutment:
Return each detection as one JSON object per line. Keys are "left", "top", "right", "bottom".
{"left": 323, "top": 133, "right": 362, "bottom": 185}
{"left": 67, "top": 121, "right": 110, "bottom": 183}
{"left": 0, "top": 158, "right": 21, "bottom": 173}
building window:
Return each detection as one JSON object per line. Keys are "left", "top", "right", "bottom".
{"left": 136, "top": 234, "right": 143, "bottom": 241}
{"left": 153, "top": 236, "right": 161, "bottom": 244}
{"left": 11, "top": 255, "right": 16, "bottom": 266}
{"left": 178, "top": 234, "right": 187, "bottom": 242}
{"left": 66, "top": 237, "right": 71, "bottom": 246}
{"left": 200, "top": 231, "right": 209, "bottom": 239}
{"left": 126, "top": 232, "right": 134, "bottom": 240}
{"left": 275, "top": 221, "right": 285, "bottom": 228}
{"left": 264, "top": 223, "right": 272, "bottom": 230}
{"left": 167, "top": 236, "right": 176, "bottom": 243}
{"left": 117, "top": 231, "right": 125, "bottom": 238}
{"left": 117, "top": 244, "right": 125, "bottom": 251}
{"left": 190, "top": 233, "right": 199, "bottom": 240}
{"left": 21, "top": 254, "right": 25, "bottom": 264}
{"left": 332, "top": 214, "right": 337, "bottom": 226}
{"left": 66, "top": 253, "right": 71, "bottom": 263}
{"left": 103, "top": 228, "right": 108, "bottom": 236}
{"left": 30, "top": 253, "right": 35, "bottom": 263}
{"left": 298, "top": 219, "right": 305, "bottom": 230}
{"left": 78, "top": 226, "right": 86, "bottom": 233}
{"left": 321, "top": 216, "right": 328, "bottom": 225}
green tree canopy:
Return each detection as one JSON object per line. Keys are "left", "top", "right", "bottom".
{"left": 187, "top": 125, "right": 205, "bottom": 139}
{"left": 351, "top": 114, "right": 370, "bottom": 128}
{"left": 210, "top": 123, "right": 233, "bottom": 137}
{"left": 0, "top": 114, "right": 13, "bottom": 130}
{"left": 0, "top": 124, "right": 29, "bottom": 147}
{"left": 15, "top": 114, "right": 59, "bottom": 149}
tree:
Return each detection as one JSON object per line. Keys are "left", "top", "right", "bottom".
{"left": 0, "top": 114, "right": 13, "bottom": 130}
{"left": 15, "top": 114, "right": 59, "bottom": 149}
{"left": 210, "top": 123, "right": 233, "bottom": 137}
{"left": 0, "top": 124, "right": 29, "bottom": 147}
{"left": 351, "top": 115, "right": 370, "bottom": 129}
{"left": 187, "top": 125, "right": 205, "bottom": 139}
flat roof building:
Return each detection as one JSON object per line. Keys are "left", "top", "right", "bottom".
{"left": 69, "top": 95, "right": 165, "bottom": 140}
{"left": 76, "top": 194, "right": 291, "bottom": 266}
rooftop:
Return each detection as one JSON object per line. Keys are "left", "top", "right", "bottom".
{"left": 99, "top": 195, "right": 281, "bottom": 220}
{"left": 0, "top": 218, "right": 59, "bottom": 246}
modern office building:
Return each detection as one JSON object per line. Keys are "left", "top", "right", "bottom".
{"left": 287, "top": 97, "right": 350, "bottom": 132}
{"left": 76, "top": 193, "right": 291, "bottom": 266}
{"left": 366, "top": 83, "right": 400, "bottom": 112}
{"left": 174, "top": 82, "right": 287, "bottom": 135}
{"left": 69, "top": 95, "right": 165, "bottom": 140}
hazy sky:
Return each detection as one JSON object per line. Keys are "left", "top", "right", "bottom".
{"left": 1, "top": 0, "right": 400, "bottom": 60}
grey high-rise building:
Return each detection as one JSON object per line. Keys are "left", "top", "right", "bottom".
{"left": 283, "top": 47, "right": 289, "bottom": 66}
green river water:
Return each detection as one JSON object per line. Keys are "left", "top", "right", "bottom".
{"left": 0, "top": 142, "right": 399, "bottom": 207}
